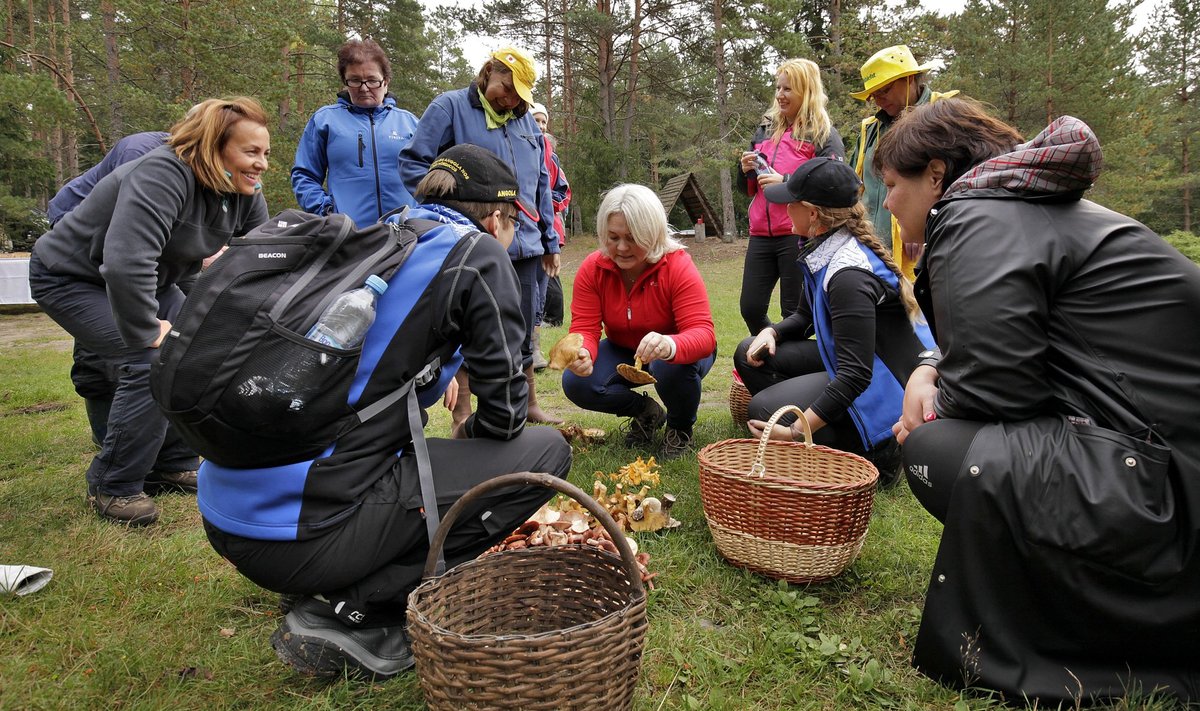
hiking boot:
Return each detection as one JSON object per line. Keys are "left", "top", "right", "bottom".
{"left": 623, "top": 395, "right": 666, "bottom": 448}
{"left": 271, "top": 597, "right": 413, "bottom": 680}
{"left": 144, "top": 470, "right": 198, "bottom": 495}
{"left": 532, "top": 327, "right": 549, "bottom": 372}
{"left": 88, "top": 491, "right": 159, "bottom": 526}
{"left": 661, "top": 427, "right": 694, "bottom": 460}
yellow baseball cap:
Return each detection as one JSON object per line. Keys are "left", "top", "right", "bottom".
{"left": 491, "top": 47, "right": 536, "bottom": 105}
{"left": 850, "top": 45, "right": 935, "bottom": 101}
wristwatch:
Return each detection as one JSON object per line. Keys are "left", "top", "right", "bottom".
{"left": 917, "top": 349, "right": 941, "bottom": 368}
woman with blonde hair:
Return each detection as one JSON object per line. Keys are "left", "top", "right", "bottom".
{"left": 29, "top": 97, "right": 270, "bottom": 526}
{"left": 561, "top": 184, "right": 716, "bottom": 459}
{"left": 734, "top": 158, "right": 932, "bottom": 485}
{"left": 736, "top": 58, "right": 844, "bottom": 334}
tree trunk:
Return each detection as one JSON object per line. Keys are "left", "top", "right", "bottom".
{"left": 543, "top": 0, "right": 552, "bottom": 108}
{"left": 59, "top": 0, "right": 77, "bottom": 177}
{"left": 279, "top": 43, "right": 290, "bottom": 133}
{"left": 829, "top": 0, "right": 842, "bottom": 84}
{"left": 5, "top": 0, "right": 14, "bottom": 68}
{"left": 596, "top": 0, "right": 615, "bottom": 142}
{"left": 48, "top": 0, "right": 63, "bottom": 185}
{"left": 562, "top": 0, "right": 575, "bottom": 138}
{"left": 180, "top": 0, "right": 195, "bottom": 104}
{"left": 1184, "top": 133, "right": 1192, "bottom": 233}
{"left": 101, "top": 0, "right": 121, "bottom": 137}
{"left": 714, "top": 0, "right": 734, "bottom": 241}
{"left": 619, "top": 0, "right": 641, "bottom": 178}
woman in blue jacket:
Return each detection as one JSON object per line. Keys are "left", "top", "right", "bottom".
{"left": 399, "top": 46, "right": 561, "bottom": 427}
{"left": 291, "top": 39, "right": 417, "bottom": 226}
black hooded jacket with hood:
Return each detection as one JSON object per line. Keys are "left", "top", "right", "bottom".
{"left": 911, "top": 116, "right": 1200, "bottom": 703}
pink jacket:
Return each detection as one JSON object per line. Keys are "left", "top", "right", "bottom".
{"left": 740, "top": 124, "right": 844, "bottom": 237}
{"left": 569, "top": 249, "right": 716, "bottom": 364}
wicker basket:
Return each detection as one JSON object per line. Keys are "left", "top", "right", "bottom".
{"left": 728, "top": 370, "right": 751, "bottom": 426}
{"left": 407, "top": 472, "right": 648, "bottom": 711}
{"left": 698, "top": 405, "right": 878, "bottom": 583}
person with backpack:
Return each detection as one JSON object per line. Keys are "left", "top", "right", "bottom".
{"left": 198, "top": 144, "right": 572, "bottom": 681}
{"left": 28, "top": 97, "right": 270, "bottom": 527}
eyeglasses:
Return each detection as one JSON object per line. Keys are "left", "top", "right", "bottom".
{"left": 344, "top": 78, "right": 385, "bottom": 89}
{"left": 506, "top": 213, "right": 521, "bottom": 228}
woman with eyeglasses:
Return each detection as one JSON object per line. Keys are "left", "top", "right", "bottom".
{"left": 291, "top": 39, "right": 418, "bottom": 226}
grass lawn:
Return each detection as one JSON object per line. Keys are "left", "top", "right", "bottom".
{"left": 0, "top": 235, "right": 1187, "bottom": 710}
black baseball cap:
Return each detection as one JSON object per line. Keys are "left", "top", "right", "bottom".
{"left": 762, "top": 157, "right": 862, "bottom": 208}
{"left": 428, "top": 144, "right": 539, "bottom": 222}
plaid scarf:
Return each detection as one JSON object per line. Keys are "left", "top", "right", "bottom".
{"left": 944, "top": 116, "right": 1102, "bottom": 198}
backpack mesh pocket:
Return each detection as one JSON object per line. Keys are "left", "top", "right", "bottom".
{"left": 217, "top": 324, "right": 360, "bottom": 444}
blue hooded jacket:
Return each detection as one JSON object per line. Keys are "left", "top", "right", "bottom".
{"left": 291, "top": 93, "right": 417, "bottom": 227}
{"left": 398, "top": 86, "right": 558, "bottom": 260}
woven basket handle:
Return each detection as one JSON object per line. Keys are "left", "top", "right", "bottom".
{"left": 750, "top": 405, "right": 814, "bottom": 477}
{"left": 419, "top": 471, "right": 646, "bottom": 597}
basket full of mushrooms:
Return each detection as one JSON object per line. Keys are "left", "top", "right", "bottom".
{"left": 407, "top": 472, "right": 649, "bottom": 711}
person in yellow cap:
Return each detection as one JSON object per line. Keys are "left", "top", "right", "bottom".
{"left": 848, "top": 45, "right": 957, "bottom": 281}
{"left": 400, "top": 45, "right": 563, "bottom": 429}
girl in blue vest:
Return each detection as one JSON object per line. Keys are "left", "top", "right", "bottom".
{"left": 733, "top": 158, "right": 933, "bottom": 485}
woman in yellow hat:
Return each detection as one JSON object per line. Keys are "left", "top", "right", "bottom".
{"left": 848, "top": 45, "right": 956, "bottom": 280}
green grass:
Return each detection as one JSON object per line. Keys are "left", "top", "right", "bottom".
{"left": 0, "top": 239, "right": 1186, "bottom": 710}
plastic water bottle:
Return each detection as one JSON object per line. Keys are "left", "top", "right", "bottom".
{"left": 305, "top": 275, "right": 388, "bottom": 349}
{"left": 753, "top": 152, "right": 775, "bottom": 175}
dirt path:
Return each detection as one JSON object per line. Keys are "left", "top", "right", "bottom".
{"left": 0, "top": 310, "right": 72, "bottom": 351}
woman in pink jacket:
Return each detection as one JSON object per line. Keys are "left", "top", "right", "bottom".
{"left": 561, "top": 184, "right": 716, "bottom": 460}
{"left": 737, "top": 58, "right": 844, "bottom": 334}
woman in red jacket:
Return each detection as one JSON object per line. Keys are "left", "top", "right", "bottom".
{"left": 561, "top": 184, "right": 716, "bottom": 459}
{"left": 737, "top": 58, "right": 844, "bottom": 334}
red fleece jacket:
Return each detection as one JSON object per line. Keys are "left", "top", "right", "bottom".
{"left": 569, "top": 248, "right": 716, "bottom": 364}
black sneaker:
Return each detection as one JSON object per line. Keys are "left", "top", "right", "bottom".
{"left": 622, "top": 395, "right": 666, "bottom": 448}
{"left": 270, "top": 597, "right": 414, "bottom": 680}
{"left": 144, "top": 470, "right": 198, "bottom": 495}
{"left": 661, "top": 427, "right": 693, "bottom": 460}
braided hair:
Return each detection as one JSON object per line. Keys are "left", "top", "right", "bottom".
{"left": 810, "top": 202, "right": 923, "bottom": 322}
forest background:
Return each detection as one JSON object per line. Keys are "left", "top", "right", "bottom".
{"left": 1, "top": 0, "right": 1197, "bottom": 249}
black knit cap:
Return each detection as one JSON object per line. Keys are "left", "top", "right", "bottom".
{"left": 428, "top": 144, "right": 538, "bottom": 221}
{"left": 762, "top": 157, "right": 862, "bottom": 208}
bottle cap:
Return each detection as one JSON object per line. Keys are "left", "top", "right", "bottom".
{"left": 364, "top": 274, "right": 388, "bottom": 295}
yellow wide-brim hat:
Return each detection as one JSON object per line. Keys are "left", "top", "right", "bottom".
{"left": 850, "top": 44, "right": 935, "bottom": 101}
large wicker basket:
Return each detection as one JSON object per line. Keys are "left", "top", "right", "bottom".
{"left": 407, "top": 472, "right": 648, "bottom": 710}
{"left": 728, "top": 370, "right": 751, "bottom": 427}
{"left": 698, "top": 405, "right": 878, "bottom": 583}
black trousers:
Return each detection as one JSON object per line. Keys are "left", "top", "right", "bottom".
{"left": 734, "top": 335, "right": 865, "bottom": 455}
{"left": 901, "top": 418, "right": 986, "bottom": 523}
{"left": 739, "top": 234, "right": 800, "bottom": 335}
{"left": 204, "top": 426, "right": 572, "bottom": 626}
{"left": 28, "top": 253, "right": 197, "bottom": 495}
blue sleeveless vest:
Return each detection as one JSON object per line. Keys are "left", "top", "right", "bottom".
{"left": 804, "top": 230, "right": 934, "bottom": 449}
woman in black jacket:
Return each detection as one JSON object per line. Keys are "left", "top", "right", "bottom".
{"left": 878, "top": 97, "right": 1200, "bottom": 705}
